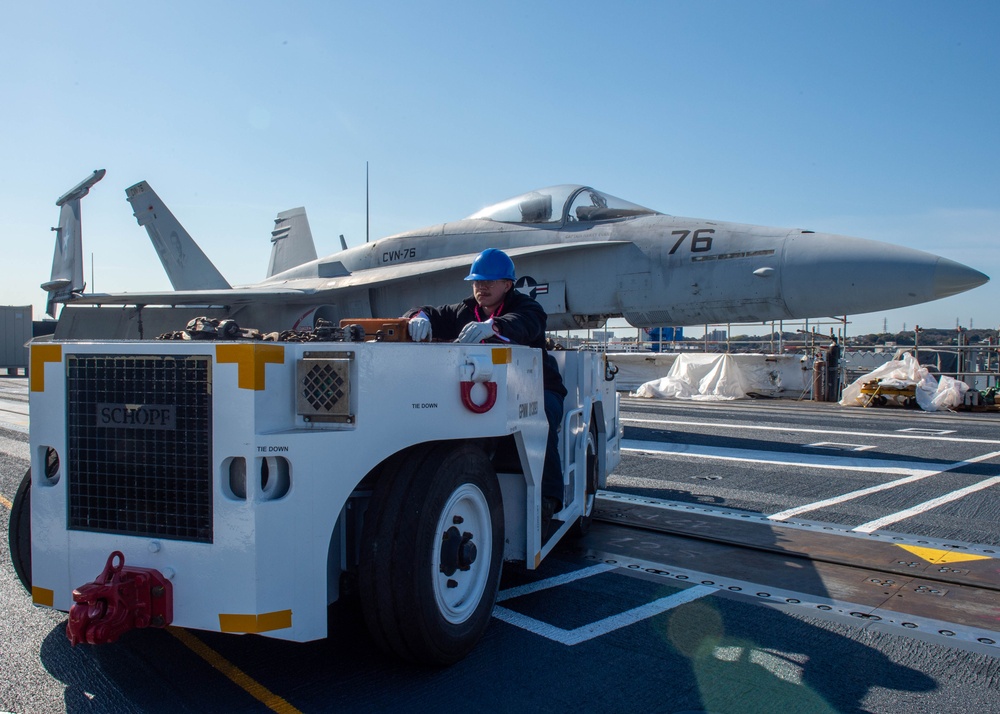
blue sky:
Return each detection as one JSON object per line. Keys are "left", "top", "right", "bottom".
{"left": 3, "top": 1, "right": 998, "bottom": 336}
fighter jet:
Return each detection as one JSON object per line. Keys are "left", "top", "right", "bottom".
{"left": 45, "top": 172, "right": 989, "bottom": 339}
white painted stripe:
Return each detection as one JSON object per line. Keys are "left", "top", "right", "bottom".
{"left": 492, "top": 606, "right": 578, "bottom": 643}
{"left": 493, "top": 585, "right": 713, "bottom": 645}
{"left": 852, "top": 476, "right": 1000, "bottom": 533}
{"left": 623, "top": 439, "right": 940, "bottom": 475}
{"left": 496, "top": 563, "right": 617, "bottom": 602}
{"left": 622, "top": 417, "right": 1000, "bottom": 445}
{"left": 768, "top": 450, "right": 1000, "bottom": 521}
{"left": 805, "top": 442, "right": 876, "bottom": 452}
{"left": 0, "top": 420, "right": 28, "bottom": 435}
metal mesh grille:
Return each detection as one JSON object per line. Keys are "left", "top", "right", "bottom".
{"left": 67, "top": 355, "right": 213, "bottom": 542}
{"left": 297, "top": 357, "right": 352, "bottom": 422}
{"left": 302, "top": 363, "right": 347, "bottom": 412}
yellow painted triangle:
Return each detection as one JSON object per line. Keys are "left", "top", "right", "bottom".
{"left": 896, "top": 544, "right": 991, "bottom": 564}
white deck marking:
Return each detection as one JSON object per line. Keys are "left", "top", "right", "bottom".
{"left": 767, "top": 450, "right": 1000, "bottom": 521}
{"left": 622, "top": 439, "right": 944, "bottom": 475}
{"left": 0, "top": 420, "right": 28, "bottom": 435}
{"left": 493, "top": 585, "right": 713, "bottom": 646}
{"left": 0, "top": 397, "right": 29, "bottom": 433}
{"left": 622, "top": 417, "right": 1000, "bottom": 445}
{"left": 897, "top": 428, "right": 957, "bottom": 436}
{"left": 805, "top": 442, "right": 876, "bottom": 451}
{"left": 496, "top": 563, "right": 617, "bottom": 602}
{"left": 852, "top": 476, "right": 1000, "bottom": 533}
{"left": 713, "top": 646, "right": 806, "bottom": 684}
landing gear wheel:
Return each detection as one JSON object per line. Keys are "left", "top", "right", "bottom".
{"left": 8, "top": 469, "right": 32, "bottom": 593}
{"left": 570, "top": 418, "right": 600, "bottom": 537}
{"left": 358, "top": 443, "right": 504, "bottom": 665}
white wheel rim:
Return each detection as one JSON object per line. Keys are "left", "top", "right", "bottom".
{"left": 432, "top": 482, "right": 493, "bottom": 625}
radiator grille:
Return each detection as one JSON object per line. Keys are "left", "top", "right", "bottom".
{"left": 67, "top": 355, "right": 213, "bottom": 542}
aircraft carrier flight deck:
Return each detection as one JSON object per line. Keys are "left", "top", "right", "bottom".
{"left": 2, "top": 378, "right": 998, "bottom": 714}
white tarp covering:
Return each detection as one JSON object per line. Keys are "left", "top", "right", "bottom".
{"left": 839, "top": 352, "right": 969, "bottom": 411}
{"left": 610, "top": 352, "right": 811, "bottom": 394}
{"left": 635, "top": 354, "right": 759, "bottom": 401}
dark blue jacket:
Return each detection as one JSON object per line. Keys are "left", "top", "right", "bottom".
{"left": 409, "top": 288, "right": 567, "bottom": 397}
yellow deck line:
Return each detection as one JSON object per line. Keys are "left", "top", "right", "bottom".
{"left": 168, "top": 628, "right": 302, "bottom": 714}
{"left": 896, "top": 543, "right": 992, "bottom": 564}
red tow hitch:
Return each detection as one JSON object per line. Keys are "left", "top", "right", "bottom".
{"left": 67, "top": 551, "right": 173, "bottom": 646}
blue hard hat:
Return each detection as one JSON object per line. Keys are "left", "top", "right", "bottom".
{"left": 465, "top": 248, "right": 516, "bottom": 281}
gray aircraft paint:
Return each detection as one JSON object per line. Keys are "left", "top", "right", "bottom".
{"left": 125, "top": 180, "right": 230, "bottom": 291}
{"left": 43, "top": 177, "right": 989, "bottom": 338}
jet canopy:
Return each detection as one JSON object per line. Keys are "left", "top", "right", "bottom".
{"left": 467, "top": 185, "right": 660, "bottom": 225}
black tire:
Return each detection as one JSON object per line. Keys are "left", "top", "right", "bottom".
{"left": 8, "top": 469, "right": 32, "bottom": 593}
{"left": 570, "top": 418, "right": 600, "bottom": 537}
{"left": 358, "top": 443, "right": 504, "bottom": 665}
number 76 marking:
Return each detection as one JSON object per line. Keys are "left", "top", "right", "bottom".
{"left": 669, "top": 229, "right": 715, "bottom": 254}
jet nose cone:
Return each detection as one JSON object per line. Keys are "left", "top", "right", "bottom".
{"left": 933, "top": 256, "right": 989, "bottom": 299}
{"left": 780, "top": 232, "right": 990, "bottom": 318}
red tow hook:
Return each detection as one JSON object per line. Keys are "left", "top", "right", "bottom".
{"left": 67, "top": 551, "right": 173, "bottom": 646}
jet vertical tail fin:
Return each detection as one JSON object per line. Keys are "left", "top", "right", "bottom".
{"left": 267, "top": 207, "right": 318, "bottom": 278}
{"left": 42, "top": 169, "right": 106, "bottom": 317}
{"left": 125, "top": 181, "right": 231, "bottom": 290}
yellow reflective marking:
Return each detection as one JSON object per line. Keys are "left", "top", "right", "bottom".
{"left": 216, "top": 344, "right": 285, "bottom": 390}
{"left": 32, "top": 587, "right": 54, "bottom": 607}
{"left": 218, "top": 613, "right": 258, "bottom": 632}
{"left": 30, "top": 344, "right": 62, "bottom": 392}
{"left": 0, "top": 493, "right": 11, "bottom": 510}
{"left": 896, "top": 544, "right": 991, "bottom": 564}
{"left": 169, "top": 627, "right": 302, "bottom": 714}
{"left": 492, "top": 347, "right": 512, "bottom": 365}
{"left": 218, "top": 609, "right": 293, "bottom": 633}
{"left": 257, "top": 609, "right": 293, "bottom": 632}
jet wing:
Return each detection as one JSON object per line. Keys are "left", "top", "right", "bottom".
{"left": 67, "top": 241, "right": 627, "bottom": 307}
{"left": 299, "top": 240, "right": 628, "bottom": 289}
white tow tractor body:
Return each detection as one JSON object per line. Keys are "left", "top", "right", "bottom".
{"left": 17, "top": 337, "right": 620, "bottom": 663}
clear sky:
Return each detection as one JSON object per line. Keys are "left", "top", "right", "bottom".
{"left": 3, "top": 1, "right": 998, "bottom": 337}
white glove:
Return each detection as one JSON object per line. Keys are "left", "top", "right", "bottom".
{"left": 458, "top": 320, "right": 496, "bottom": 344}
{"left": 408, "top": 315, "right": 432, "bottom": 342}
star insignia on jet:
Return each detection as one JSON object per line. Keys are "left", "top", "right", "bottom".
{"left": 514, "top": 276, "right": 548, "bottom": 300}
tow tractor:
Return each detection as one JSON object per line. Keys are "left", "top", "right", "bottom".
{"left": 9, "top": 320, "right": 620, "bottom": 664}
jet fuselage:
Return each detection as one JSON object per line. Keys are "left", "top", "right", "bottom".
{"left": 51, "top": 183, "right": 989, "bottom": 339}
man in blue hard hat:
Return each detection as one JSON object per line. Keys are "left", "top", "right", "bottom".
{"left": 406, "top": 248, "right": 568, "bottom": 524}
